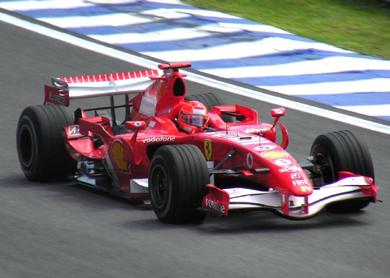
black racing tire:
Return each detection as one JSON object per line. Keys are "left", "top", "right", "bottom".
{"left": 16, "top": 104, "right": 76, "bottom": 181}
{"left": 186, "top": 92, "right": 224, "bottom": 110}
{"left": 186, "top": 92, "right": 234, "bottom": 122}
{"left": 310, "top": 130, "right": 374, "bottom": 213}
{"left": 148, "top": 144, "right": 209, "bottom": 224}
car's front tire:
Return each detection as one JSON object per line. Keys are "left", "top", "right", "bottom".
{"left": 148, "top": 144, "right": 209, "bottom": 224}
{"left": 310, "top": 130, "right": 374, "bottom": 213}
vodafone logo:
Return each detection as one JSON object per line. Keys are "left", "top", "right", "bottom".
{"left": 205, "top": 198, "right": 226, "bottom": 214}
{"left": 142, "top": 136, "right": 175, "bottom": 144}
{"left": 244, "top": 127, "right": 267, "bottom": 134}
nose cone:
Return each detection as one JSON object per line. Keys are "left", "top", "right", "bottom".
{"left": 269, "top": 166, "right": 314, "bottom": 196}
{"left": 252, "top": 145, "right": 314, "bottom": 196}
{"left": 271, "top": 164, "right": 313, "bottom": 196}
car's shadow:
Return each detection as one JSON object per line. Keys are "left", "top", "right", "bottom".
{"left": 0, "top": 174, "right": 146, "bottom": 211}
{"left": 123, "top": 210, "right": 369, "bottom": 234}
{"left": 1, "top": 174, "right": 371, "bottom": 234}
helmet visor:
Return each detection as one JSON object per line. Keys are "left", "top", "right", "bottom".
{"left": 181, "top": 114, "right": 207, "bottom": 127}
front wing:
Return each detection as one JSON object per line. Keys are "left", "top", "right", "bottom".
{"left": 201, "top": 176, "right": 379, "bottom": 219}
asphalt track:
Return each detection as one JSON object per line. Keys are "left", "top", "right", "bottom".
{"left": 0, "top": 20, "right": 389, "bottom": 278}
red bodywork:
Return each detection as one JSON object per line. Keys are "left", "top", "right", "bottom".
{"left": 45, "top": 62, "right": 378, "bottom": 218}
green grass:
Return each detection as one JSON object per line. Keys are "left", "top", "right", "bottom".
{"left": 184, "top": 0, "right": 390, "bottom": 59}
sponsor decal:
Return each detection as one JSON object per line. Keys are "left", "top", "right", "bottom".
{"left": 246, "top": 153, "right": 254, "bottom": 169}
{"left": 261, "top": 151, "right": 287, "bottom": 159}
{"left": 274, "top": 159, "right": 292, "bottom": 166}
{"left": 204, "top": 139, "right": 212, "bottom": 161}
{"left": 291, "top": 173, "right": 301, "bottom": 179}
{"left": 133, "top": 121, "right": 144, "bottom": 127}
{"left": 279, "top": 166, "right": 301, "bottom": 173}
{"left": 66, "top": 125, "right": 81, "bottom": 137}
{"left": 254, "top": 145, "right": 276, "bottom": 151}
{"left": 273, "top": 108, "right": 285, "bottom": 115}
{"left": 142, "top": 136, "right": 175, "bottom": 144}
{"left": 292, "top": 180, "right": 309, "bottom": 186}
{"left": 244, "top": 127, "right": 267, "bottom": 134}
{"left": 205, "top": 198, "right": 226, "bottom": 214}
{"left": 111, "top": 142, "right": 128, "bottom": 172}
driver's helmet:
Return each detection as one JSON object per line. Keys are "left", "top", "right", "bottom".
{"left": 177, "top": 101, "right": 209, "bottom": 133}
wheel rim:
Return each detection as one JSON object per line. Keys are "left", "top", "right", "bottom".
{"left": 18, "top": 124, "right": 35, "bottom": 168}
{"left": 150, "top": 165, "right": 171, "bottom": 210}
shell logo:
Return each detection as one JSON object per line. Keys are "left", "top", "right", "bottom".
{"left": 261, "top": 151, "right": 287, "bottom": 159}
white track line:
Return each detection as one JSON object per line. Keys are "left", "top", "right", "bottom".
{"left": 263, "top": 78, "right": 390, "bottom": 95}
{"left": 204, "top": 56, "right": 390, "bottom": 78}
{"left": 336, "top": 104, "right": 390, "bottom": 117}
{"left": 0, "top": 12, "right": 389, "bottom": 134}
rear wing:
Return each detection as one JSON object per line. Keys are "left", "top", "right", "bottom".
{"left": 44, "top": 69, "right": 161, "bottom": 106}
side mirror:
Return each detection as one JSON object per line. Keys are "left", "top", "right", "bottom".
{"left": 270, "top": 107, "right": 286, "bottom": 129}
{"left": 271, "top": 107, "right": 286, "bottom": 118}
{"left": 125, "top": 121, "right": 147, "bottom": 130}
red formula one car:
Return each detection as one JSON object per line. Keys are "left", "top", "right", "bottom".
{"left": 16, "top": 62, "right": 379, "bottom": 223}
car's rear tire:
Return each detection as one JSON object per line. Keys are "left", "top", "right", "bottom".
{"left": 186, "top": 92, "right": 224, "bottom": 109}
{"left": 16, "top": 104, "right": 76, "bottom": 181}
{"left": 148, "top": 144, "right": 209, "bottom": 224}
{"left": 186, "top": 92, "right": 234, "bottom": 122}
{"left": 310, "top": 130, "right": 374, "bottom": 213}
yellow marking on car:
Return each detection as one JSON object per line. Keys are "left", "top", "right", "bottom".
{"left": 111, "top": 141, "right": 128, "bottom": 171}
{"left": 204, "top": 139, "right": 212, "bottom": 160}
{"left": 261, "top": 151, "right": 287, "bottom": 159}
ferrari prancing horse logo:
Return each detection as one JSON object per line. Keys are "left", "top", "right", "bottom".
{"left": 204, "top": 139, "right": 212, "bottom": 161}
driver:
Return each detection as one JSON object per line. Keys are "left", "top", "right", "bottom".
{"left": 176, "top": 101, "right": 209, "bottom": 133}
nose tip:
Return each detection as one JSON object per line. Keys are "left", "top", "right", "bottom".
{"left": 292, "top": 185, "right": 313, "bottom": 196}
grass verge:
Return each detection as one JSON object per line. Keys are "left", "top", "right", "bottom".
{"left": 184, "top": 0, "right": 390, "bottom": 59}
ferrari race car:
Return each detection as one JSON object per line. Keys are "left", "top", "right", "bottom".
{"left": 16, "top": 62, "right": 379, "bottom": 223}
